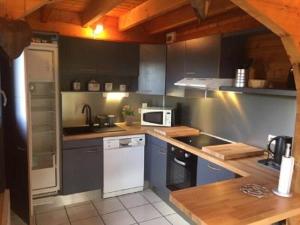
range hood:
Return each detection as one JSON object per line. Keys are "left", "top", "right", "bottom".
{"left": 174, "top": 78, "right": 233, "bottom": 90}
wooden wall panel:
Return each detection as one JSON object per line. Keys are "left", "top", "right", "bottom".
{"left": 245, "top": 33, "right": 291, "bottom": 88}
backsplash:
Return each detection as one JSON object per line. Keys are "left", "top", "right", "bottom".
{"left": 61, "top": 92, "right": 163, "bottom": 127}
{"left": 62, "top": 91, "right": 296, "bottom": 149}
{"left": 166, "top": 92, "right": 296, "bottom": 148}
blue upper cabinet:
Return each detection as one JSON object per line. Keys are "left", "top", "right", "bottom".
{"left": 138, "top": 44, "right": 166, "bottom": 95}
{"left": 185, "top": 35, "right": 221, "bottom": 78}
{"left": 59, "top": 36, "right": 139, "bottom": 91}
{"left": 197, "top": 157, "right": 236, "bottom": 185}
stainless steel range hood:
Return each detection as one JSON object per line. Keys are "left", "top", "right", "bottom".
{"left": 174, "top": 78, "right": 233, "bottom": 90}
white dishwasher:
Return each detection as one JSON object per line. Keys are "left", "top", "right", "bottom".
{"left": 103, "top": 134, "right": 145, "bottom": 198}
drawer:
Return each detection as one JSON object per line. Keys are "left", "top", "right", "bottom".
{"left": 63, "top": 138, "right": 103, "bottom": 150}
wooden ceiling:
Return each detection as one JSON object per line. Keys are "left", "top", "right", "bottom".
{"left": 0, "top": 0, "right": 263, "bottom": 43}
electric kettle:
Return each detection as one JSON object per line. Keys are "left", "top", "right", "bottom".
{"left": 268, "top": 136, "right": 293, "bottom": 165}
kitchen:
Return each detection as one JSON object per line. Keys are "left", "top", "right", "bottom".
{"left": 1, "top": 1, "right": 300, "bottom": 225}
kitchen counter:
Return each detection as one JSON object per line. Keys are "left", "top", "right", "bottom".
{"left": 63, "top": 123, "right": 300, "bottom": 225}
{"left": 0, "top": 190, "right": 10, "bottom": 225}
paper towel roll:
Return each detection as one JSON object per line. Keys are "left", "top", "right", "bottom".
{"left": 278, "top": 156, "right": 294, "bottom": 195}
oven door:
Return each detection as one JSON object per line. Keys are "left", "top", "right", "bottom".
{"left": 142, "top": 111, "right": 164, "bottom": 126}
{"left": 166, "top": 145, "right": 197, "bottom": 191}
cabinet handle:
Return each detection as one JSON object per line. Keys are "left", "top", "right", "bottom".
{"left": 159, "top": 149, "right": 167, "bottom": 155}
{"left": 186, "top": 72, "right": 196, "bottom": 75}
{"left": 86, "top": 150, "right": 98, "bottom": 153}
{"left": 0, "top": 90, "right": 7, "bottom": 107}
{"left": 207, "top": 163, "right": 221, "bottom": 171}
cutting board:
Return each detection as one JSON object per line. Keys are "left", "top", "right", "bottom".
{"left": 153, "top": 126, "right": 200, "bottom": 137}
{"left": 202, "top": 143, "right": 265, "bottom": 160}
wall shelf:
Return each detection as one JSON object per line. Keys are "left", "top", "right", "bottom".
{"left": 219, "top": 86, "right": 296, "bottom": 97}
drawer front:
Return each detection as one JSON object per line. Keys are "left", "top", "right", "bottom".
{"left": 149, "top": 136, "right": 168, "bottom": 149}
{"left": 63, "top": 138, "right": 103, "bottom": 150}
{"left": 197, "top": 157, "right": 235, "bottom": 185}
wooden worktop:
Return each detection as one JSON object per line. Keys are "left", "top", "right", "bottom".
{"left": 63, "top": 123, "right": 300, "bottom": 225}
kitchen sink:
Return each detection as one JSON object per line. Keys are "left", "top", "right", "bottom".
{"left": 63, "top": 125, "right": 125, "bottom": 135}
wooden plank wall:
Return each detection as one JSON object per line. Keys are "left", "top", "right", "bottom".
{"left": 245, "top": 33, "right": 291, "bottom": 89}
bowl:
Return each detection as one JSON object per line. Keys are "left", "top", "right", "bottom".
{"left": 248, "top": 79, "right": 266, "bottom": 88}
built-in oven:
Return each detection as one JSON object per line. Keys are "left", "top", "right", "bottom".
{"left": 166, "top": 144, "right": 197, "bottom": 191}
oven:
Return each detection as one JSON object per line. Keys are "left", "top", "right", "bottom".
{"left": 166, "top": 144, "right": 197, "bottom": 191}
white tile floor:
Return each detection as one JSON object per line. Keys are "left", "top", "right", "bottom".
{"left": 33, "top": 189, "right": 192, "bottom": 225}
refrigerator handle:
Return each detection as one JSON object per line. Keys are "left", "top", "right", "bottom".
{"left": 0, "top": 90, "right": 7, "bottom": 107}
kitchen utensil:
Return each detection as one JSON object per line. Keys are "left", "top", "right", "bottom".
{"left": 248, "top": 79, "right": 266, "bottom": 88}
{"left": 267, "top": 136, "right": 293, "bottom": 166}
{"left": 88, "top": 80, "right": 100, "bottom": 91}
{"left": 105, "top": 83, "right": 113, "bottom": 91}
{"left": 273, "top": 143, "right": 294, "bottom": 197}
{"left": 95, "top": 115, "right": 109, "bottom": 127}
{"left": 202, "top": 143, "right": 264, "bottom": 160}
{"left": 119, "top": 84, "right": 126, "bottom": 91}
{"left": 107, "top": 115, "right": 116, "bottom": 127}
{"left": 235, "top": 69, "right": 248, "bottom": 88}
{"left": 72, "top": 80, "right": 81, "bottom": 91}
{"left": 153, "top": 126, "right": 199, "bottom": 137}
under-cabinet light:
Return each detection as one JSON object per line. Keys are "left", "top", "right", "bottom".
{"left": 103, "top": 92, "right": 129, "bottom": 100}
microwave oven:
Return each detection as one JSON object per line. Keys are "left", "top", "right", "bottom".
{"left": 140, "top": 107, "right": 174, "bottom": 127}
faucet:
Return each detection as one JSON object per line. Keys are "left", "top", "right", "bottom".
{"left": 82, "top": 104, "right": 92, "bottom": 126}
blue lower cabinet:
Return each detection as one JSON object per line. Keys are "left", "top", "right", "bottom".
{"left": 197, "top": 157, "right": 235, "bottom": 185}
{"left": 146, "top": 135, "right": 169, "bottom": 200}
{"left": 62, "top": 139, "right": 103, "bottom": 195}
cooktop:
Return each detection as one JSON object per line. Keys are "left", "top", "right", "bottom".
{"left": 175, "top": 133, "right": 231, "bottom": 149}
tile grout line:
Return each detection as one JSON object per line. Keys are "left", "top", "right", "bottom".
{"left": 117, "top": 195, "right": 139, "bottom": 225}
{"left": 64, "top": 205, "right": 72, "bottom": 225}
{"left": 90, "top": 200, "right": 108, "bottom": 225}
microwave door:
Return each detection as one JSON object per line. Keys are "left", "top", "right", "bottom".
{"left": 143, "top": 111, "right": 164, "bottom": 125}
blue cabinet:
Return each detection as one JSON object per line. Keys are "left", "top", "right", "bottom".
{"left": 62, "top": 139, "right": 103, "bottom": 195}
{"left": 197, "top": 157, "right": 235, "bottom": 185}
{"left": 145, "top": 135, "right": 169, "bottom": 200}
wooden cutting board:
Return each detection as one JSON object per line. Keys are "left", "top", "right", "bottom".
{"left": 202, "top": 143, "right": 265, "bottom": 160}
{"left": 153, "top": 126, "right": 200, "bottom": 137}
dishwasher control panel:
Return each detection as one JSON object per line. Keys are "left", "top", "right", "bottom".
{"left": 104, "top": 135, "right": 145, "bottom": 150}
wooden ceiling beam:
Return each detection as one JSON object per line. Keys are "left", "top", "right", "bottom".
{"left": 144, "top": 0, "right": 237, "bottom": 34}
{"left": 81, "top": 0, "right": 123, "bottom": 28}
{"left": 174, "top": 9, "right": 262, "bottom": 41}
{"left": 0, "top": 0, "right": 64, "bottom": 19}
{"left": 26, "top": 13, "right": 165, "bottom": 43}
{"left": 190, "top": 0, "right": 211, "bottom": 20}
{"left": 119, "top": 0, "right": 189, "bottom": 31}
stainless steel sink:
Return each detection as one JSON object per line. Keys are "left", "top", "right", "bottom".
{"left": 63, "top": 125, "right": 125, "bottom": 135}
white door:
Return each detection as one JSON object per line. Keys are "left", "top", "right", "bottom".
{"left": 103, "top": 146, "right": 144, "bottom": 194}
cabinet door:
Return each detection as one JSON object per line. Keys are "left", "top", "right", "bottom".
{"left": 139, "top": 45, "right": 166, "bottom": 95}
{"left": 118, "top": 43, "right": 139, "bottom": 77}
{"left": 185, "top": 35, "right": 221, "bottom": 77}
{"left": 219, "top": 35, "right": 247, "bottom": 78}
{"left": 149, "top": 144, "right": 167, "bottom": 191}
{"left": 197, "top": 157, "right": 235, "bottom": 185}
{"left": 166, "top": 41, "right": 185, "bottom": 97}
{"left": 63, "top": 145, "right": 102, "bottom": 194}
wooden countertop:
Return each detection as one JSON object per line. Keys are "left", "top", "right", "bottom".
{"left": 0, "top": 190, "right": 10, "bottom": 225}
{"left": 63, "top": 123, "right": 300, "bottom": 225}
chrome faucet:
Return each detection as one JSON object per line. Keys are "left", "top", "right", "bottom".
{"left": 82, "top": 104, "right": 92, "bottom": 126}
